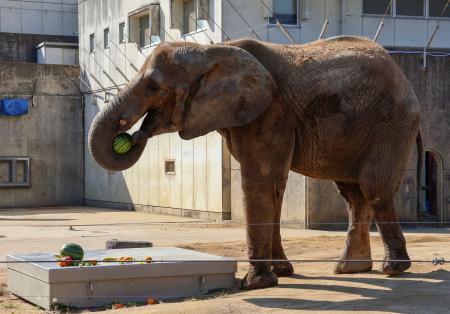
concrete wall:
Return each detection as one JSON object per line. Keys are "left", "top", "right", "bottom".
{"left": 80, "top": 0, "right": 229, "bottom": 219}
{"left": 307, "top": 53, "right": 450, "bottom": 229}
{"left": 0, "top": 32, "right": 78, "bottom": 63}
{"left": 0, "top": 62, "right": 83, "bottom": 208}
{"left": 0, "top": 0, "right": 78, "bottom": 36}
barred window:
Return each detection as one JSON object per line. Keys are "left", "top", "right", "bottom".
{"left": 429, "top": 0, "right": 450, "bottom": 17}
{"left": 396, "top": 0, "right": 424, "bottom": 16}
{"left": 363, "top": 0, "right": 392, "bottom": 15}
{"left": 270, "top": 0, "right": 297, "bottom": 25}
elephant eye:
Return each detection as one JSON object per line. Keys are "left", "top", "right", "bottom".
{"left": 147, "top": 80, "right": 159, "bottom": 93}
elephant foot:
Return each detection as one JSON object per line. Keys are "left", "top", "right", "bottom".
{"left": 335, "top": 259, "right": 373, "bottom": 274}
{"left": 241, "top": 267, "right": 278, "bottom": 290}
{"left": 382, "top": 253, "right": 411, "bottom": 275}
{"left": 272, "top": 260, "right": 294, "bottom": 277}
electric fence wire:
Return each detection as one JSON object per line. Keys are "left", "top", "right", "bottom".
{"left": 0, "top": 258, "right": 447, "bottom": 265}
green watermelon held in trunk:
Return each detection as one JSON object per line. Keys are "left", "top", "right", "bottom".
{"left": 60, "top": 243, "right": 84, "bottom": 261}
{"left": 113, "top": 133, "right": 133, "bottom": 155}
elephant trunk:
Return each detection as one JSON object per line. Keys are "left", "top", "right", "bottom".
{"left": 88, "top": 95, "right": 148, "bottom": 172}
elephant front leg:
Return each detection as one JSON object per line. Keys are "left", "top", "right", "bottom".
{"left": 271, "top": 183, "right": 294, "bottom": 277}
{"left": 241, "top": 178, "right": 279, "bottom": 290}
{"left": 335, "top": 182, "right": 373, "bottom": 274}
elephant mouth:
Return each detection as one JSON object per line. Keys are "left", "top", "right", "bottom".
{"left": 129, "top": 111, "right": 153, "bottom": 145}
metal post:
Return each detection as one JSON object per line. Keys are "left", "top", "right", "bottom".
{"left": 423, "top": 24, "right": 440, "bottom": 69}
{"left": 318, "top": 18, "right": 329, "bottom": 39}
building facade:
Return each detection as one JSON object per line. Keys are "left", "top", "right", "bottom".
{"left": 79, "top": 0, "right": 450, "bottom": 228}
{"left": 0, "top": 0, "right": 82, "bottom": 208}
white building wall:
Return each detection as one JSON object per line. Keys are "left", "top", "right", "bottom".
{"left": 80, "top": 0, "right": 228, "bottom": 219}
{"left": 0, "top": 0, "right": 78, "bottom": 36}
{"left": 80, "top": 0, "right": 449, "bottom": 223}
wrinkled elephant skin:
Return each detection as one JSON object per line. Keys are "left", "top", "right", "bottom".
{"left": 88, "top": 36, "right": 422, "bottom": 290}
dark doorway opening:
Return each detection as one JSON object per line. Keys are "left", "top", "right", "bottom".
{"left": 419, "top": 152, "right": 438, "bottom": 221}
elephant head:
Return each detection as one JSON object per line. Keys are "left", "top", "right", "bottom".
{"left": 88, "top": 42, "right": 276, "bottom": 171}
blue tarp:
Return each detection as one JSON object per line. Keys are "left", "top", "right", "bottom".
{"left": 0, "top": 98, "right": 28, "bottom": 116}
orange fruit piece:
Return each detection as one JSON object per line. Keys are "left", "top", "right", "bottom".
{"left": 147, "top": 297, "right": 156, "bottom": 305}
{"left": 114, "top": 303, "right": 124, "bottom": 309}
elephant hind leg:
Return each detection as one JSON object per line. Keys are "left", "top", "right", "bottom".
{"left": 334, "top": 182, "right": 373, "bottom": 274}
{"left": 372, "top": 199, "right": 411, "bottom": 275}
{"left": 358, "top": 139, "right": 412, "bottom": 275}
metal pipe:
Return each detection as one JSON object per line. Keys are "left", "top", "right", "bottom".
{"left": 318, "top": 18, "right": 329, "bottom": 39}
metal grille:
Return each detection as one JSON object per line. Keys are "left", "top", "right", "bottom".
{"left": 0, "top": 157, "right": 31, "bottom": 187}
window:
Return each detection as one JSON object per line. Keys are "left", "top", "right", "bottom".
{"left": 270, "top": 0, "right": 297, "bottom": 25}
{"left": 363, "top": 0, "right": 392, "bottom": 15}
{"left": 89, "top": 33, "right": 95, "bottom": 52}
{"left": 139, "top": 15, "right": 150, "bottom": 48}
{"left": 129, "top": 6, "right": 160, "bottom": 48}
{"left": 104, "top": 28, "right": 109, "bottom": 48}
{"left": 396, "top": 0, "right": 424, "bottom": 16}
{"left": 171, "top": 0, "right": 209, "bottom": 34}
{"left": 183, "top": 0, "right": 197, "bottom": 33}
{"left": 0, "top": 157, "right": 30, "bottom": 187}
{"left": 429, "top": 0, "right": 450, "bottom": 17}
{"left": 119, "top": 22, "right": 125, "bottom": 43}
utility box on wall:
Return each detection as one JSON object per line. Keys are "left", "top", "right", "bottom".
{"left": 36, "top": 42, "right": 78, "bottom": 65}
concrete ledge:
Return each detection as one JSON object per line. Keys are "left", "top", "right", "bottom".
{"left": 84, "top": 199, "right": 231, "bottom": 221}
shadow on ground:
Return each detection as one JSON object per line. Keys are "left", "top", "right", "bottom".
{"left": 244, "top": 270, "right": 450, "bottom": 313}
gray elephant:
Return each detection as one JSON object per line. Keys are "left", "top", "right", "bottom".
{"left": 89, "top": 36, "right": 422, "bottom": 290}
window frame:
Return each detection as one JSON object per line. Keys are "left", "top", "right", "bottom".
{"left": 138, "top": 14, "right": 151, "bottom": 48}
{"left": 361, "top": 0, "right": 450, "bottom": 19}
{"left": 89, "top": 33, "right": 95, "bottom": 52}
{"left": 182, "top": 0, "right": 198, "bottom": 35}
{"left": 119, "top": 22, "right": 126, "bottom": 44}
{"left": 268, "top": 0, "right": 299, "bottom": 26}
{"left": 428, "top": 0, "right": 450, "bottom": 18}
{"left": 396, "top": 0, "right": 426, "bottom": 18}
{"left": 103, "top": 27, "right": 110, "bottom": 49}
{"left": 128, "top": 5, "right": 160, "bottom": 49}
{"left": 362, "top": 0, "right": 394, "bottom": 16}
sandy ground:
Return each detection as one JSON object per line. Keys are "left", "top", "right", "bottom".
{"left": 1, "top": 207, "right": 450, "bottom": 313}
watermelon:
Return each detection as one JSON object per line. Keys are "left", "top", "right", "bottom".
{"left": 113, "top": 133, "right": 133, "bottom": 155}
{"left": 60, "top": 243, "right": 84, "bottom": 261}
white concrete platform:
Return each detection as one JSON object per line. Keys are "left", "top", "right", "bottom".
{"left": 7, "top": 247, "right": 236, "bottom": 310}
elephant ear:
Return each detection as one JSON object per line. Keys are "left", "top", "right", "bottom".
{"left": 175, "top": 45, "right": 276, "bottom": 140}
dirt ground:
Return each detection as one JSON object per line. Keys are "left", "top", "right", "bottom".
{"left": 1, "top": 207, "right": 450, "bottom": 313}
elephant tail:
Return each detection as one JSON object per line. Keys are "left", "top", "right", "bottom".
{"left": 416, "top": 128, "right": 423, "bottom": 196}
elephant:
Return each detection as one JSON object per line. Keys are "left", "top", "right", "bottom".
{"left": 88, "top": 35, "right": 422, "bottom": 290}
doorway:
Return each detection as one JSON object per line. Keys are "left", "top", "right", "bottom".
{"left": 419, "top": 152, "right": 439, "bottom": 222}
